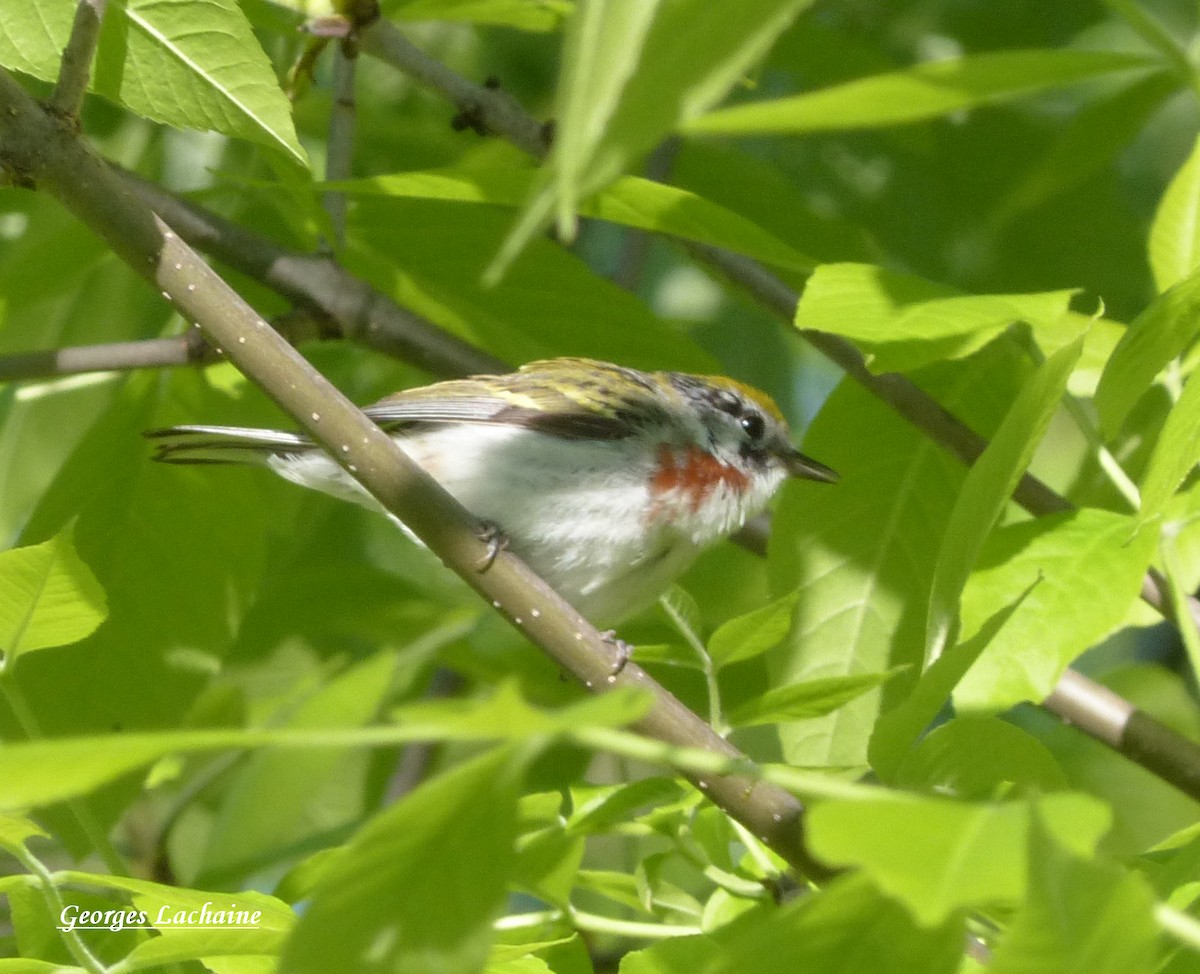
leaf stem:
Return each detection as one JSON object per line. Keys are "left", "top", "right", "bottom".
{"left": 659, "top": 594, "right": 726, "bottom": 735}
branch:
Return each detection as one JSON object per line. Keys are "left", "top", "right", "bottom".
{"left": 322, "top": 43, "right": 358, "bottom": 250}
{"left": 0, "top": 332, "right": 214, "bottom": 382}
{"left": 118, "top": 169, "right": 505, "bottom": 378}
{"left": 0, "top": 69, "right": 828, "bottom": 880}
{"left": 49, "top": 0, "right": 107, "bottom": 119}
{"left": 358, "top": 22, "right": 1200, "bottom": 801}
{"left": 359, "top": 23, "right": 550, "bottom": 157}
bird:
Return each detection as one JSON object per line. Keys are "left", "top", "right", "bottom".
{"left": 146, "top": 357, "right": 836, "bottom": 624}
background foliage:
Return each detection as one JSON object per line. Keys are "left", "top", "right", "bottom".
{"left": 2, "top": 0, "right": 1200, "bottom": 971}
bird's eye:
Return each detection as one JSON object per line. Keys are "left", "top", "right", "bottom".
{"left": 740, "top": 411, "right": 765, "bottom": 441}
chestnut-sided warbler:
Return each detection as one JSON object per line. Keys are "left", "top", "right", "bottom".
{"left": 148, "top": 357, "right": 836, "bottom": 622}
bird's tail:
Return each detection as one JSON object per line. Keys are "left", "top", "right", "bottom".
{"left": 144, "top": 425, "right": 316, "bottom": 465}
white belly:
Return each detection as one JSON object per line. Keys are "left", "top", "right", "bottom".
{"left": 268, "top": 425, "right": 706, "bottom": 622}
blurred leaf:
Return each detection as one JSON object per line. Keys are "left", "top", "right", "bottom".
{"left": 279, "top": 746, "right": 526, "bottom": 974}
{"left": 197, "top": 650, "right": 399, "bottom": 885}
{"left": 1138, "top": 368, "right": 1200, "bottom": 519}
{"left": 794, "top": 263, "right": 1078, "bottom": 372}
{"left": 625, "top": 874, "right": 962, "bottom": 974}
{"left": 995, "top": 70, "right": 1179, "bottom": 228}
{"left": 565, "top": 778, "right": 684, "bottom": 834}
{"left": 895, "top": 716, "right": 1067, "bottom": 798}
{"left": 727, "top": 670, "right": 897, "bottom": 727}
{"left": 513, "top": 826, "right": 585, "bottom": 906}
{"left": 0, "top": 813, "right": 47, "bottom": 855}
{"left": 990, "top": 815, "right": 1157, "bottom": 974}
{"left": 672, "top": 141, "right": 875, "bottom": 265}
{"left": 0, "top": 0, "right": 306, "bottom": 166}
{"left": 0, "top": 528, "right": 106, "bottom": 667}
{"left": 1095, "top": 271, "right": 1200, "bottom": 436}
{"left": 387, "top": 0, "right": 572, "bottom": 31}
{"left": 687, "top": 49, "right": 1158, "bottom": 135}
{"left": 495, "top": 0, "right": 812, "bottom": 271}
{"left": 1150, "top": 135, "right": 1200, "bottom": 295}
{"left": 42, "top": 873, "right": 297, "bottom": 969}
{"left": 334, "top": 167, "right": 814, "bottom": 272}
{"left": 955, "top": 510, "right": 1158, "bottom": 712}
{"left": 809, "top": 793, "right": 1111, "bottom": 925}
{"left": 390, "top": 680, "right": 652, "bottom": 739}
{"left": 926, "top": 336, "right": 1083, "bottom": 664}
{"left": 349, "top": 199, "right": 717, "bottom": 372}
{"left": 707, "top": 590, "right": 799, "bottom": 668}
{"left": 0, "top": 686, "right": 644, "bottom": 810}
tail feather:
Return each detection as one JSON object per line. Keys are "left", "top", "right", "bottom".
{"left": 145, "top": 425, "right": 315, "bottom": 465}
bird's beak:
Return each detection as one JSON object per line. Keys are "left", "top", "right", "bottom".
{"left": 784, "top": 448, "right": 839, "bottom": 484}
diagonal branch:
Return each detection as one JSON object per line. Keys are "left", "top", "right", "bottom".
{"left": 0, "top": 68, "right": 829, "bottom": 880}
{"left": 119, "top": 169, "right": 505, "bottom": 378}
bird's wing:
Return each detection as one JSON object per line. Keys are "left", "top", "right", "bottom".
{"left": 363, "top": 362, "right": 644, "bottom": 440}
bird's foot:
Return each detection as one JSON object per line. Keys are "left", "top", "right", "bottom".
{"left": 475, "top": 520, "right": 508, "bottom": 572}
{"left": 599, "top": 629, "right": 633, "bottom": 675}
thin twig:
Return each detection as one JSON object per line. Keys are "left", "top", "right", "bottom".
{"left": 0, "top": 332, "right": 214, "bottom": 382}
{"left": 611, "top": 138, "right": 681, "bottom": 291}
{"left": 323, "top": 43, "right": 358, "bottom": 251}
{"left": 49, "top": 0, "right": 107, "bottom": 119}
{"left": 359, "top": 21, "right": 550, "bottom": 157}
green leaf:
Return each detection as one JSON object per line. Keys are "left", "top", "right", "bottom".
{"left": 895, "top": 717, "right": 1067, "bottom": 798}
{"left": 707, "top": 591, "right": 800, "bottom": 667}
{"left": 0, "top": 687, "right": 644, "bottom": 811}
{"left": 565, "top": 778, "right": 685, "bottom": 834}
{"left": 0, "top": 2, "right": 75, "bottom": 78}
{"left": 0, "top": 0, "right": 306, "bottom": 166}
{"left": 279, "top": 747, "right": 526, "bottom": 974}
{"left": 0, "top": 528, "right": 107, "bottom": 667}
{"left": 1150, "top": 135, "right": 1200, "bottom": 294}
{"left": 727, "top": 671, "right": 898, "bottom": 727}
{"left": 39, "top": 870, "right": 295, "bottom": 967}
{"left": 794, "top": 263, "right": 1078, "bottom": 372}
{"left": 990, "top": 816, "right": 1158, "bottom": 974}
{"left": 494, "top": 0, "right": 812, "bottom": 273}
{"left": 626, "top": 874, "right": 962, "bottom": 974}
{"left": 954, "top": 510, "right": 1158, "bottom": 712}
{"left": 686, "top": 49, "right": 1158, "bottom": 135}
{"left": 0, "top": 960, "right": 70, "bottom": 973}
{"left": 350, "top": 198, "right": 718, "bottom": 372}
{"left": 1094, "top": 271, "right": 1200, "bottom": 437}
{"left": 334, "top": 168, "right": 814, "bottom": 273}
{"left": 197, "top": 650, "right": 400, "bottom": 885}
{"left": 388, "top": 0, "right": 572, "bottom": 31}
{"left": 808, "top": 793, "right": 1111, "bottom": 926}
{"left": 390, "top": 680, "right": 652, "bottom": 739}
{"left": 768, "top": 378, "right": 964, "bottom": 767}
{"left": 1138, "top": 369, "right": 1200, "bottom": 519}
{"left": 0, "top": 814, "right": 47, "bottom": 857}
{"left": 869, "top": 589, "right": 1032, "bottom": 782}
{"left": 994, "top": 71, "right": 1179, "bottom": 227}
{"left": 925, "top": 336, "right": 1084, "bottom": 664}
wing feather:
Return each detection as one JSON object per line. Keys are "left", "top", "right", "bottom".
{"left": 362, "top": 366, "right": 638, "bottom": 440}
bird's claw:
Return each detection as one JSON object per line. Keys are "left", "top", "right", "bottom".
{"left": 600, "top": 629, "right": 633, "bottom": 675}
{"left": 475, "top": 520, "right": 508, "bottom": 572}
